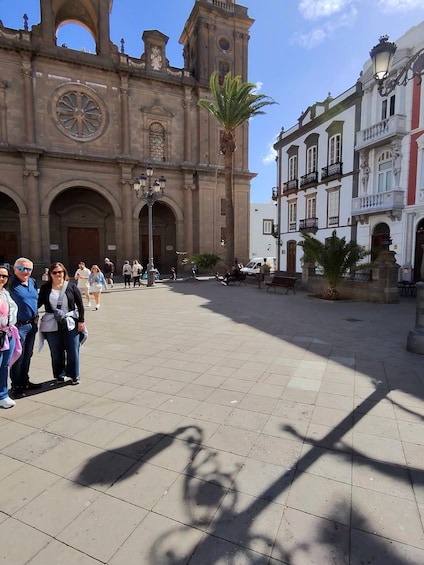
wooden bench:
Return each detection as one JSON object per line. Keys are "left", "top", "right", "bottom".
{"left": 266, "top": 275, "right": 297, "bottom": 294}
{"left": 227, "top": 273, "right": 247, "bottom": 286}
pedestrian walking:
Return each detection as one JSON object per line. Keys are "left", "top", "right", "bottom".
{"left": 38, "top": 262, "right": 85, "bottom": 385}
{"left": 88, "top": 265, "right": 107, "bottom": 309}
{"left": 0, "top": 266, "right": 21, "bottom": 409}
{"left": 132, "top": 260, "right": 143, "bottom": 287}
{"left": 122, "top": 260, "right": 132, "bottom": 288}
{"left": 74, "top": 261, "right": 91, "bottom": 306}
{"left": 103, "top": 258, "right": 114, "bottom": 288}
{"left": 9, "top": 257, "right": 41, "bottom": 399}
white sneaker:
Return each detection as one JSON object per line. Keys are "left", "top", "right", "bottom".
{"left": 0, "top": 396, "right": 16, "bottom": 409}
{"left": 87, "top": 302, "right": 91, "bottom": 307}
{"left": 95, "top": 304, "right": 100, "bottom": 310}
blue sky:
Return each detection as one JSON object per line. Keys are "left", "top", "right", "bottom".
{"left": 2, "top": 0, "right": 424, "bottom": 202}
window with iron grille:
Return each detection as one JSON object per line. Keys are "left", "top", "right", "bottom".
{"left": 327, "top": 190, "right": 340, "bottom": 227}
{"left": 288, "top": 155, "right": 297, "bottom": 181}
{"left": 307, "top": 145, "right": 317, "bottom": 174}
{"left": 306, "top": 195, "right": 316, "bottom": 219}
{"left": 149, "top": 122, "right": 165, "bottom": 161}
{"left": 329, "top": 133, "right": 341, "bottom": 165}
{"left": 288, "top": 201, "right": 297, "bottom": 231}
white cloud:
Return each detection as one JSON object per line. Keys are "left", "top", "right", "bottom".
{"left": 262, "top": 140, "right": 277, "bottom": 165}
{"left": 377, "top": 0, "right": 423, "bottom": 12}
{"left": 293, "top": 28, "right": 328, "bottom": 48}
{"left": 299, "top": 0, "right": 354, "bottom": 20}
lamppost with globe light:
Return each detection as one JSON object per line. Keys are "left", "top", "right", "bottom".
{"left": 133, "top": 165, "right": 166, "bottom": 287}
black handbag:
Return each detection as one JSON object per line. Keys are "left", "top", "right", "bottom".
{"left": 0, "top": 330, "right": 6, "bottom": 348}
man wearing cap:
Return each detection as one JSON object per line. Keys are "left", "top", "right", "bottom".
{"left": 9, "top": 257, "right": 41, "bottom": 398}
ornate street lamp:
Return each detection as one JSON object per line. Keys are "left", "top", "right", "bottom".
{"left": 133, "top": 165, "right": 166, "bottom": 287}
{"left": 370, "top": 36, "right": 424, "bottom": 354}
{"left": 370, "top": 35, "right": 424, "bottom": 97}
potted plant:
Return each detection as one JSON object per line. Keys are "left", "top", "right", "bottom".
{"left": 298, "top": 230, "right": 371, "bottom": 300}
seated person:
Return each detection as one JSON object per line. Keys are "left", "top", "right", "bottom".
{"left": 221, "top": 265, "right": 242, "bottom": 285}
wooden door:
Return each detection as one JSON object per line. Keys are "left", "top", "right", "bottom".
{"left": 287, "top": 240, "right": 297, "bottom": 275}
{"left": 141, "top": 235, "right": 161, "bottom": 270}
{"left": 0, "top": 232, "right": 18, "bottom": 266}
{"left": 68, "top": 228, "right": 100, "bottom": 272}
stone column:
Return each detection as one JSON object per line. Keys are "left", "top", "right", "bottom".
{"left": 21, "top": 56, "right": 35, "bottom": 145}
{"left": 184, "top": 184, "right": 194, "bottom": 256}
{"left": 119, "top": 164, "right": 135, "bottom": 261}
{"left": 183, "top": 87, "right": 192, "bottom": 163}
{"left": 402, "top": 211, "right": 415, "bottom": 281}
{"left": 22, "top": 153, "right": 42, "bottom": 264}
{"left": 120, "top": 74, "right": 130, "bottom": 156}
{"left": 0, "top": 81, "right": 7, "bottom": 143}
{"left": 407, "top": 282, "right": 424, "bottom": 354}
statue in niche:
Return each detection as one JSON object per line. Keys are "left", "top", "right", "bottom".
{"left": 360, "top": 151, "right": 370, "bottom": 193}
{"left": 150, "top": 45, "right": 162, "bottom": 70}
{"left": 391, "top": 140, "right": 402, "bottom": 186}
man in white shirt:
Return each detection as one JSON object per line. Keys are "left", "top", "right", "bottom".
{"left": 74, "top": 261, "right": 91, "bottom": 306}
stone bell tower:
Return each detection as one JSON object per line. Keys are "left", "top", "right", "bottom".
{"left": 37, "top": 0, "right": 113, "bottom": 56}
{"left": 180, "top": 0, "right": 253, "bottom": 86}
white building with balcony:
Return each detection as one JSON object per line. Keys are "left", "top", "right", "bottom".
{"left": 355, "top": 22, "right": 424, "bottom": 280}
{"left": 273, "top": 85, "right": 362, "bottom": 274}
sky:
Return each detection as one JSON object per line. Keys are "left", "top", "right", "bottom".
{"left": 2, "top": 0, "right": 424, "bottom": 202}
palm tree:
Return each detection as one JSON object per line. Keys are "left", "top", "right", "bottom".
{"left": 298, "top": 230, "right": 371, "bottom": 300}
{"left": 198, "top": 71, "right": 275, "bottom": 268}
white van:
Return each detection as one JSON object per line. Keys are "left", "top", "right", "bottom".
{"left": 240, "top": 257, "right": 276, "bottom": 276}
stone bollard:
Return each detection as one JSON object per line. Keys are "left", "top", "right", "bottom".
{"left": 370, "top": 250, "right": 400, "bottom": 303}
{"left": 406, "top": 282, "right": 424, "bottom": 354}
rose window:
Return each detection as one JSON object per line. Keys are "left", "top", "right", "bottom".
{"left": 56, "top": 91, "right": 103, "bottom": 140}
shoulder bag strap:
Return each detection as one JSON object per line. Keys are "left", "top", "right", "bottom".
{"left": 57, "top": 281, "right": 68, "bottom": 310}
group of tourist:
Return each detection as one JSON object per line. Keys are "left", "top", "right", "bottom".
{"left": 0, "top": 257, "right": 87, "bottom": 410}
{"left": 122, "top": 259, "right": 144, "bottom": 288}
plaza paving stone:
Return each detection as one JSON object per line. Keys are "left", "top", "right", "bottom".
{"left": 0, "top": 279, "right": 423, "bottom": 564}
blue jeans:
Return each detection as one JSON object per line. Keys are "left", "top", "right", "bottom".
{"left": 45, "top": 326, "right": 80, "bottom": 380}
{"left": 10, "top": 322, "right": 38, "bottom": 389}
{"left": 0, "top": 337, "right": 15, "bottom": 400}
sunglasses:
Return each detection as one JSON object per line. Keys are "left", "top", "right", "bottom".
{"left": 51, "top": 270, "right": 64, "bottom": 275}
{"left": 0, "top": 274, "right": 9, "bottom": 279}
{"left": 16, "top": 266, "right": 32, "bottom": 273}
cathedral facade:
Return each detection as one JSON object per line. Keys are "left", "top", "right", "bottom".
{"left": 0, "top": 0, "right": 254, "bottom": 275}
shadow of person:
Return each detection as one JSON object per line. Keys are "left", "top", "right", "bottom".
{"left": 75, "top": 425, "right": 202, "bottom": 489}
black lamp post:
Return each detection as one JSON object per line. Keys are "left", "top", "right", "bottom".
{"left": 369, "top": 35, "right": 424, "bottom": 97}
{"left": 133, "top": 165, "right": 166, "bottom": 287}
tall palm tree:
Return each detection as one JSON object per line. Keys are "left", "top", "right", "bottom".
{"left": 198, "top": 71, "right": 275, "bottom": 268}
{"left": 299, "top": 230, "right": 371, "bottom": 300}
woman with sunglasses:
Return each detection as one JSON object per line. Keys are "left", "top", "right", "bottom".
{"left": 38, "top": 263, "right": 85, "bottom": 385}
{"left": 0, "top": 266, "right": 21, "bottom": 408}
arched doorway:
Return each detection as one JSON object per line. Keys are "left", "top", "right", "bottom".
{"left": 414, "top": 219, "right": 424, "bottom": 282}
{"left": 49, "top": 187, "right": 115, "bottom": 272}
{"left": 139, "top": 202, "right": 176, "bottom": 276}
{"left": 286, "top": 240, "right": 297, "bottom": 275}
{"left": 371, "top": 222, "right": 391, "bottom": 261}
{"left": 0, "top": 193, "right": 19, "bottom": 266}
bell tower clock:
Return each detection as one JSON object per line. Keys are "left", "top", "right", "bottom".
{"left": 179, "top": 0, "right": 254, "bottom": 86}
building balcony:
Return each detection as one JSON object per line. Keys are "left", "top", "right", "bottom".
{"left": 300, "top": 171, "right": 318, "bottom": 189}
{"left": 283, "top": 179, "right": 298, "bottom": 195}
{"left": 351, "top": 189, "right": 404, "bottom": 220}
{"left": 321, "top": 162, "right": 342, "bottom": 182}
{"left": 355, "top": 114, "right": 407, "bottom": 152}
{"left": 299, "top": 218, "right": 318, "bottom": 234}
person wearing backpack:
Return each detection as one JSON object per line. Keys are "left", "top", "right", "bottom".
{"left": 132, "top": 260, "right": 143, "bottom": 287}
{"left": 122, "top": 260, "right": 132, "bottom": 288}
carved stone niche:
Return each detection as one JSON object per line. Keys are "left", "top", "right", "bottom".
{"left": 141, "top": 30, "right": 169, "bottom": 72}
